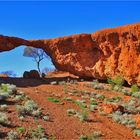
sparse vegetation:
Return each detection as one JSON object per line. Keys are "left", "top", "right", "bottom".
{"left": 74, "top": 100, "right": 87, "bottom": 109}
{"left": 80, "top": 131, "right": 102, "bottom": 140}
{"left": 0, "top": 78, "right": 140, "bottom": 139}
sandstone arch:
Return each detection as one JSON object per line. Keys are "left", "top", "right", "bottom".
{"left": 0, "top": 22, "right": 140, "bottom": 85}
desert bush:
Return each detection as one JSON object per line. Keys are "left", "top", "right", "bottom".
{"left": 104, "top": 97, "right": 122, "bottom": 104}
{"left": 134, "top": 129, "right": 140, "bottom": 137}
{"left": 48, "top": 96, "right": 64, "bottom": 105}
{"left": 7, "top": 130, "right": 19, "bottom": 140}
{"left": 14, "top": 94, "right": 26, "bottom": 101}
{"left": 80, "top": 135, "right": 88, "bottom": 140}
{"left": 107, "top": 75, "right": 125, "bottom": 91}
{"left": 95, "top": 94, "right": 105, "bottom": 100}
{"left": 42, "top": 115, "right": 50, "bottom": 121}
{"left": 131, "top": 84, "right": 139, "bottom": 94}
{"left": 92, "top": 131, "right": 102, "bottom": 138}
{"left": 16, "top": 127, "right": 25, "bottom": 135}
{"left": 0, "top": 84, "right": 17, "bottom": 100}
{"left": 64, "top": 96, "right": 72, "bottom": 101}
{"left": 1, "top": 83, "right": 16, "bottom": 94}
{"left": 109, "top": 111, "right": 136, "bottom": 129}
{"left": 74, "top": 100, "right": 87, "bottom": 109}
{"left": 29, "top": 125, "right": 47, "bottom": 139}
{"left": 132, "top": 92, "right": 140, "bottom": 98}
{"left": 76, "top": 110, "right": 89, "bottom": 122}
{"left": 0, "top": 104, "right": 8, "bottom": 111}
{"left": 0, "top": 112, "right": 10, "bottom": 125}
{"left": 16, "top": 100, "right": 42, "bottom": 117}
{"left": 90, "top": 92, "right": 97, "bottom": 97}
{"left": 121, "top": 89, "right": 131, "bottom": 96}
{"left": 122, "top": 98, "right": 138, "bottom": 112}
{"left": 89, "top": 105, "right": 98, "bottom": 111}
{"left": 91, "top": 80, "right": 104, "bottom": 90}
{"left": 0, "top": 92, "right": 9, "bottom": 100}
{"left": 80, "top": 131, "right": 102, "bottom": 140}
{"left": 67, "top": 109, "right": 77, "bottom": 116}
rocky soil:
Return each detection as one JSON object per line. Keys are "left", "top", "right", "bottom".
{"left": 0, "top": 73, "right": 140, "bottom": 140}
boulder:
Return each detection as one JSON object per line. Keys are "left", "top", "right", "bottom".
{"left": 100, "top": 104, "right": 124, "bottom": 114}
{"left": 23, "top": 70, "right": 40, "bottom": 78}
{"left": 29, "top": 70, "right": 40, "bottom": 78}
{"left": 23, "top": 71, "right": 30, "bottom": 78}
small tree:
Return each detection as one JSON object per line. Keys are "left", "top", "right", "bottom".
{"left": 23, "top": 47, "right": 48, "bottom": 74}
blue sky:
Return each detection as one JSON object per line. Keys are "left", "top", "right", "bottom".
{"left": 0, "top": 1, "right": 140, "bottom": 76}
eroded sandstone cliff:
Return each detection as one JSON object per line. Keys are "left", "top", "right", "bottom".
{"left": 0, "top": 23, "right": 140, "bottom": 85}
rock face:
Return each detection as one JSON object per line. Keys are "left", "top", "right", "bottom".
{"left": 0, "top": 23, "right": 140, "bottom": 85}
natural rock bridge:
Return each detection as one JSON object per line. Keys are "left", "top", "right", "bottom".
{"left": 0, "top": 22, "right": 140, "bottom": 85}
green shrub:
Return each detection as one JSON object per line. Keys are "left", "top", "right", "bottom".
{"left": 64, "top": 96, "right": 72, "bottom": 101}
{"left": 91, "top": 80, "right": 104, "bottom": 90}
{"left": 16, "top": 127, "right": 25, "bottom": 135}
{"left": 16, "top": 100, "right": 42, "bottom": 117}
{"left": 80, "top": 135, "right": 88, "bottom": 140}
{"left": 1, "top": 83, "right": 16, "bottom": 94}
{"left": 77, "top": 110, "right": 89, "bottom": 122}
{"left": 48, "top": 96, "right": 64, "bottom": 105}
{"left": 67, "top": 109, "right": 77, "bottom": 116}
{"left": 104, "top": 96, "right": 122, "bottom": 104}
{"left": 29, "top": 125, "right": 47, "bottom": 139}
{"left": 0, "top": 112, "right": 10, "bottom": 125}
{"left": 95, "top": 94, "right": 105, "bottom": 100}
{"left": 134, "top": 129, "right": 140, "bottom": 137}
{"left": 0, "top": 92, "right": 9, "bottom": 100}
{"left": 74, "top": 100, "right": 87, "bottom": 109}
{"left": 132, "top": 92, "right": 140, "bottom": 98}
{"left": 121, "top": 89, "right": 131, "bottom": 96}
{"left": 131, "top": 84, "right": 139, "bottom": 94}
{"left": 107, "top": 76, "right": 125, "bottom": 91}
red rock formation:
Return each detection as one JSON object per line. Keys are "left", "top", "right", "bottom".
{"left": 0, "top": 23, "right": 140, "bottom": 85}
